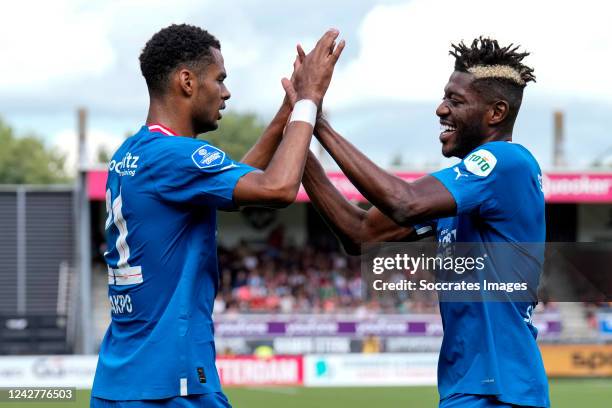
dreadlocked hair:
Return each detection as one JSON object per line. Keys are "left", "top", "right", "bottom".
{"left": 450, "top": 37, "right": 535, "bottom": 87}
{"left": 449, "top": 37, "right": 535, "bottom": 126}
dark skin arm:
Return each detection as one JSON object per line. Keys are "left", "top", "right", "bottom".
{"left": 303, "top": 150, "right": 418, "bottom": 255}
{"left": 232, "top": 29, "right": 345, "bottom": 208}
{"left": 313, "top": 118, "right": 457, "bottom": 226}
{"left": 271, "top": 54, "right": 433, "bottom": 252}
{"left": 240, "top": 51, "right": 308, "bottom": 170}
{"left": 239, "top": 97, "right": 291, "bottom": 170}
{"left": 242, "top": 48, "right": 425, "bottom": 252}
{"left": 233, "top": 120, "right": 313, "bottom": 208}
{"left": 237, "top": 107, "right": 417, "bottom": 252}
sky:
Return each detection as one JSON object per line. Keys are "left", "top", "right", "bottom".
{"left": 1, "top": 0, "right": 611, "bottom": 172}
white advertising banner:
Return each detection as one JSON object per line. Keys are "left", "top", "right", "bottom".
{"left": 0, "top": 353, "right": 438, "bottom": 388}
{"left": 304, "top": 353, "right": 437, "bottom": 387}
{"left": 0, "top": 355, "right": 98, "bottom": 388}
{"left": 273, "top": 337, "right": 351, "bottom": 354}
{"left": 216, "top": 356, "right": 304, "bottom": 386}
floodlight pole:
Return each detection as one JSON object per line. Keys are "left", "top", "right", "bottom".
{"left": 77, "top": 108, "right": 93, "bottom": 354}
{"left": 553, "top": 110, "right": 566, "bottom": 168}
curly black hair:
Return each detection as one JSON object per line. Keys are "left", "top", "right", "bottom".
{"left": 140, "top": 24, "right": 221, "bottom": 95}
{"left": 450, "top": 37, "right": 535, "bottom": 86}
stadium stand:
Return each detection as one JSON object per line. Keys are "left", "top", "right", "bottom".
{"left": 0, "top": 188, "right": 77, "bottom": 355}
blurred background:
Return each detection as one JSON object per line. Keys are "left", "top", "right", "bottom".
{"left": 0, "top": 0, "right": 610, "bottom": 407}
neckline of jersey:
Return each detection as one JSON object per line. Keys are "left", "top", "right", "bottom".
{"left": 147, "top": 123, "right": 178, "bottom": 136}
{"left": 469, "top": 140, "right": 521, "bottom": 153}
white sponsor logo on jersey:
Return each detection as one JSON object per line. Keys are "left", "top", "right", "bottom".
{"left": 438, "top": 227, "right": 457, "bottom": 259}
{"left": 454, "top": 167, "right": 468, "bottom": 180}
{"left": 537, "top": 174, "right": 544, "bottom": 192}
{"left": 464, "top": 149, "right": 497, "bottom": 177}
{"left": 191, "top": 144, "right": 226, "bottom": 169}
{"left": 109, "top": 152, "right": 139, "bottom": 176}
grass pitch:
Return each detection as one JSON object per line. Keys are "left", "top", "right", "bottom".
{"left": 0, "top": 379, "right": 609, "bottom": 407}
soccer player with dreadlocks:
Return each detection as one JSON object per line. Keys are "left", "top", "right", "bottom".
{"left": 282, "top": 38, "right": 549, "bottom": 407}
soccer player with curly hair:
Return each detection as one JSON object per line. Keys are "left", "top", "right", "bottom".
{"left": 91, "top": 24, "right": 344, "bottom": 408}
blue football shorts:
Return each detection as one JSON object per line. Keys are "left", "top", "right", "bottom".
{"left": 91, "top": 392, "right": 231, "bottom": 408}
{"left": 440, "top": 393, "right": 543, "bottom": 408}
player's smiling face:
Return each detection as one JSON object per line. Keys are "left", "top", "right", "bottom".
{"left": 436, "top": 71, "right": 489, "bottom": 159}
{"left": 193, "top": 47, "right": 230, "bottom": 133}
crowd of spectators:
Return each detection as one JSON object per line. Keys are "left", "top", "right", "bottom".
{"left": 211, "top": 242, "right": 573, "bottom": 315}
{"left": 213, "top": 242, "right": 439, "bottom": 315}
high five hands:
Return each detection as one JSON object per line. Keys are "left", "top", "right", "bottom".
{"left": 282, "top": 29, "right": 345, "bottom": 109}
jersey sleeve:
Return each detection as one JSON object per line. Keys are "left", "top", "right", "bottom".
{"left": 431, "top": 144, "right": 519, "bottom": 217}
{"left": 153, "top": 140, "right": 256, "bottom": 208}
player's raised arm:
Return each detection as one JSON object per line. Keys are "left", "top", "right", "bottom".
{"left": 314, "top": 118, "right": 456, "bottom": 226}
{"left": 271, "top": 51, "right": 417, "bottom": 251}
{"left": 233, "top": 29, "right": 345, "bottom": 208}
{"left": 239, "top": 54, "right": 304, "bottom": 169}
{"left": 239, "top": 96, "right": 292, "bottom": 169}
{"left": 303, "top": 151, "right": 418, "bottom": 254}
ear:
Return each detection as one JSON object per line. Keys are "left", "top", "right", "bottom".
{"left": 489, "top": 100, "right": 509, "bottom": 126}
{"left": 177, "top": 68, "right": 195, "bottom": 97}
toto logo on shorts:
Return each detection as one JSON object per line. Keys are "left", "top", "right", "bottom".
{"left": 191, "top": 144, "right": 225, "bottom": 169}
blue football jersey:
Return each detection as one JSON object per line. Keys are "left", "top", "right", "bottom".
{"left": 430, "top": 141, "right": 550, "bottom": 407}
{"left": 92, "top": 124, "right": 256, "bottom": 400}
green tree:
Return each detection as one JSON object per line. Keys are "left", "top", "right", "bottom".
{"left": 0, "top": 118, "right": 69, "bottom": 184}
{"left": 198, "top": 112, "right": 266, "bottom": 160}
{"left": 96, "top": 146, "right": 111, "bottom": 164}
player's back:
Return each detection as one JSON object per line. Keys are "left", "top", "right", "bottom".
{"left": 431, "top": 141, "right": 549, "bottom": 407}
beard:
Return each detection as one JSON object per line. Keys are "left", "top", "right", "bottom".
{"left": 193, "top": 115, "right": 218, "bottom": 135}
{"left": 449, "top": 121, "right": 485, "bottom": 159}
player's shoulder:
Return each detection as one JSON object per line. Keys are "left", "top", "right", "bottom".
{"left": 150, "top": 132, "right": 219, "bottom": 152}
{"left": 107, "top": 136, "right": 139, "bottom": 171}
{"left": 462, "top": 141, "right": 539, "bottom": 178}
{"left": 109, "top": 126, "right": 155, "bottom": 158}
{"left": 141, "top": 134, "right": 236, "bottom": 176}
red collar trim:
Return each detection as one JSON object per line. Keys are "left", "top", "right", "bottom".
{"left": 147, "top": 123, "right": 178, "bottom": 136}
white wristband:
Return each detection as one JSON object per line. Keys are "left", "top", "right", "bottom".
{"left": 289, "top": 99, "right": 317, "bottom": 127}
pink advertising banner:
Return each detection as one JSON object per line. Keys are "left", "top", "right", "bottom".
{"left": 88, "top": 170, "right": 612, "bottom": 204}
